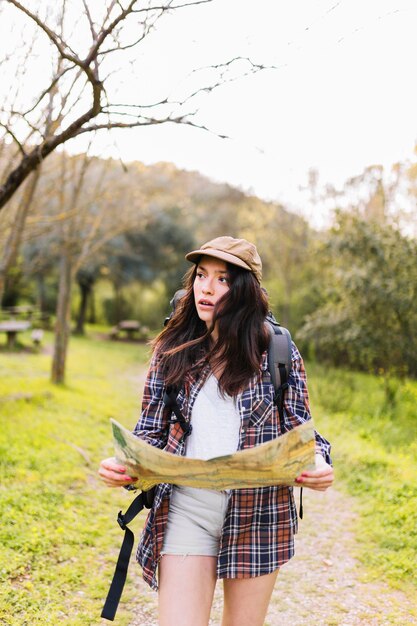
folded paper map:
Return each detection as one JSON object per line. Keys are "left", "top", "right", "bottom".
{"left": 111, "top": 419, "right": 316, "bottom": 491}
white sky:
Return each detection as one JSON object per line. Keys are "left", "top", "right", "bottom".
{"left": 3, "top": 0, "right": 417, "bottom": 226}
{"left": 96, "top": 0, "right": 417, "bottom": 225}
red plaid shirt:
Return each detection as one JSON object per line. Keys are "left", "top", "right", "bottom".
{"left": 134, "top": 343, "right": 331, "bottom": 590}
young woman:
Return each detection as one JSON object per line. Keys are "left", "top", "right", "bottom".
{"left": 99, "top": 236, "right": 334, "bottom": 626}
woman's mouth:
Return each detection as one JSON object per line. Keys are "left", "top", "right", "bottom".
{"left": 198, "top": 299, "right": 214, "bottom": 309}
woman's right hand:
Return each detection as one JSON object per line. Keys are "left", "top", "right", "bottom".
{"left": 98, "top": 457, "right": 138, "bottom": 488}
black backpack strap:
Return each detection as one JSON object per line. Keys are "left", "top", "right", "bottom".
{"left": 266, "top": 317, "right": 304, "bottom": 521}
{"left": 265, "top": 318, "right": 292, "bottom": 433}
{"left": 299, "top": 486, "right": 304, "bottom": 519}
{"left": 101, "top": 489, "right": 153, "bottom": 621}
{"left": 163, "top": 384, "right": 192, "bottom": 442}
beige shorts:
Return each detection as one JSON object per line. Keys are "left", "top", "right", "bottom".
{"left": 161, "top": 486, "right": 229, "bottom": 556}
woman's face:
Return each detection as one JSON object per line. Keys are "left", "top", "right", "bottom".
{"left": 193, "top": 255, "right": 230, "bottom": 331}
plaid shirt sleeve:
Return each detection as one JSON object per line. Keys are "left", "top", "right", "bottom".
{"left": 284, "top": 342, "right": 332, "bottom": 466}
{"left": 133, "top": 352, "right": 170, "bottom": 450}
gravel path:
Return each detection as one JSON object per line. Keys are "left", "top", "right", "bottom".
{"left": 125, "top": 486, "right": 416, "bottom": 625}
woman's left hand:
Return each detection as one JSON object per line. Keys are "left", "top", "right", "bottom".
{"left": 295, "top": 454, "right": 334, "bottom": 491}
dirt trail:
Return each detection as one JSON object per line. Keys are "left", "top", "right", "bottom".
{"left": 125, "top": 486, "right": 416, "bottom": 625}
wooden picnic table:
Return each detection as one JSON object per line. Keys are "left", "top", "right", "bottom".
{"left": 0, "top": 320, "right": 32, "bottom": 348}
{"left": 115, "top": 320, "right": 141, "bottom": 340}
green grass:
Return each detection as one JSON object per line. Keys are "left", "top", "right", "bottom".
{"left": 0, "top": 332, "right": 416, "bottom": 624}
{"left": 308, "top": 363, "right": 417, "bottom": 590}
{"left": 0, "top": 331, "right": 151, "bottom": 625}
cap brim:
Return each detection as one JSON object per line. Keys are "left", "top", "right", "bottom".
{"left": 185, "top": 248, "right": 252, "bottom": 272}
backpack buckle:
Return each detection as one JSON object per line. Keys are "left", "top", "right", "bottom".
{"left": 117, "top": 510, "right": 127, "bottom": 531}
{"left": 179, "top": 423, "right": 192, "bottom": 443}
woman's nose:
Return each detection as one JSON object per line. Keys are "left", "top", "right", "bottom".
{"left": 202, "top": 280, "right": 214, "bottom": 294}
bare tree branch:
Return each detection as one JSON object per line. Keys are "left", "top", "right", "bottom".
{"left": 103, "top": 98, "right": 169, "bottom": 110}
{"left": 132, "top": 0, "right": 212, "bottom": 13}
{"left": 101, "top": 0, "right": 120, "bottom": 31}
{"left": 82, "top": 0, "right": 98, "bottom": 40}
{"left": 0, "top": 96, "right": 101, "bottom": 208}
{"left": 102, "top": 57, "right": 275, "bottom": 112}
{"left": 6, "top": 0, "right": 82, "bottom": 68}
{"left": 1, "top": 0, "right": 270, "bottom": 214}
{"left": 4, "top": 111, "right": 44, "bottom": 141}
{"left": 0, "top": 123, "right": 27, "bottom": 156}
{"left": 22, "top": 66, "right": 74, "bottom": 117}
{"left": 97, "top": 13, "right": 159, "bottom": 56}
{"left": 83, "top": 0, "right": 137, "bottom": 66}
{"left": 74, "top": 115, "right": 229, "bottom": 139}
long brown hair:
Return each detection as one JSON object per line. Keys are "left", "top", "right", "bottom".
{"left": 152, "top": 262, "right": 270, "bottom": 396}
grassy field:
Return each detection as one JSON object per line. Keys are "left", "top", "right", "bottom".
{"left": 0, "top": 330, "right": 416, "bottom": 624}
{"left": 308, "top": 362, "right": 417, "bottom": 590}
{"left": 0, "top": 331, "right": 151, "bottom": 625}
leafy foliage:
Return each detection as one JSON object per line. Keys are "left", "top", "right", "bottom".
{"left": 299, "top": 214, "right": 417, "bottom": 378}
{"left": 7, "top": 153, "right": 311, "bottom": 329}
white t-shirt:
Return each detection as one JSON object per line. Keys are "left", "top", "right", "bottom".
{"left": 185, "top": 374, "right": 241, "bottom": 460}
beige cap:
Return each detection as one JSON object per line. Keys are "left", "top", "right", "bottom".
{"left": 185, "top": 236, "right": 262, "bottom": 282}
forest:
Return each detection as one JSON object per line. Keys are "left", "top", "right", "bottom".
{"left": 1, "top": 143, "right": 416, "bottom": 387}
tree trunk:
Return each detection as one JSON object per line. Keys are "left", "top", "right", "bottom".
{"left": 0, "top": 167, "right": 41, "bottom": 306}
{"left": 36, "top": 274, "right": 47, "bottom": 313}
{"left": 74, "top": 282, "right": 90, "bottom": 335}
{"left": 113, "top": 283, "right": 122, "bottom": 324}
{"left": 51, "top": 253, "right": 72, "bottom": 384}
{"left": 88, "top": 285, "right": 96, "bottom": 324}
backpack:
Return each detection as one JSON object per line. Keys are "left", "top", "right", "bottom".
{"left": 101, "top": 291, "right": 293, "bottom": 621}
